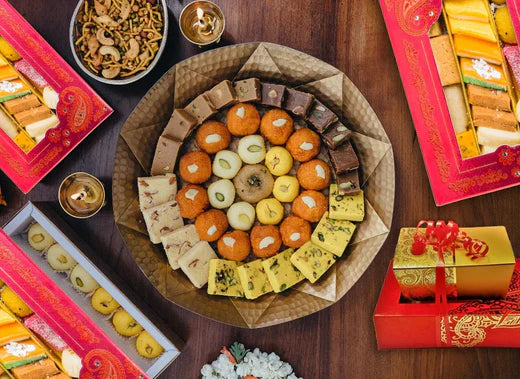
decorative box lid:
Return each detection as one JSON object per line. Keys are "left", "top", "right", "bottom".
{"left": 0, "top": 0, "right": 113, "bottom": 193}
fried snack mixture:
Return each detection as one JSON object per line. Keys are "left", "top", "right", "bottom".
{"left": 75, "top": 0, "right": 164, "bottom": 79}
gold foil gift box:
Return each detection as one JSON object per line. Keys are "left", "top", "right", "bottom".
{"left": 393, "top": 226, "right": 516, "bottom": 300}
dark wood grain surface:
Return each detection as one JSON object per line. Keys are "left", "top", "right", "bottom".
{"left": 1, "top": 1, "right": 520, "bottom": 378}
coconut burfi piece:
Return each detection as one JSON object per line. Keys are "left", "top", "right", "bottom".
{"left": 184, "top": 94, "right": 216, "bottom": 125}
{"left": 160, "top": 224, "right": 200, "bottom": 270}
{"left": 206, "top": 80, "right": 237, "bottom": 109}
{"left": 290, "top": 241, "right": 336, "bottom": 283}
{"left": 142, "top": 200, "right": 183, "bottom": 244}
{"left": 329, "top": 184, "right": 365, "bottom": 222}
{"left": 137, "top": 174, "right": 177, "bottom": 210}
{"left": 207, "top": 259, "right": 243, "bottom": 297}
{"left": 163, "top": 108, "right": 198, "bottom": 141}
{"left": 237, "top": 259, "right": 273, "bottom": 299}
{"left": 233, "top": 78, "right": 261, "bottom": 103}
{"left": 262, "top": 248, "right": 304, "bottom": 293}
{"left": 151, "top": 136, "right": 182, "bottom": 176}
{"left": 178, "top": 241, "right": 217, "bottom": 288}
{"left": 311, "top": 212, "right": 356, "bottom": 257}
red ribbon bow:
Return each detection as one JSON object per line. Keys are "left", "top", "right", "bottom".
{"left": 409, "top": 220, "right": 489, "bottom": 346}
{"left": 411, "top": 220, "right": 489, "bottom": 260}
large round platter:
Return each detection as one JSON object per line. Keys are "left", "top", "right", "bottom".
{"left": 113, "top": 43, "right": 395, "bottom": 328}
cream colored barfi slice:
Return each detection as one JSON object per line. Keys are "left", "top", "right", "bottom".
{"left": 160, "top": 224, "right": 200, "bottom": 270}
{"left": 137, "top": 174, "right": 178, "bottom": 211}
{"left": 178, "top": 241, "right": 217, "bottom": 288}
{"left": 311, "top": 212, "right": 356, "bottom": 257}
{"left": 142, "top": 200, "right": 183, "bottom": 244}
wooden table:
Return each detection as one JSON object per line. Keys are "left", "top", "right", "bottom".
{"left": 1, "top": 0, "right": 520, "bottom": 377}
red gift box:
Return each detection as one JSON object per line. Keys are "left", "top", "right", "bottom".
{"left": 374, "top": 259, "right": 520, "bottom": 348}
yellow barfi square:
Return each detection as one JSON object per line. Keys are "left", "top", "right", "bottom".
{"left": 262, "top": 248, "right": 304, "bottom": 293}
{"left": 237, "top": 260, "right": 272, "bottom": 300}
{"left": 207, "top": 259, "right": 243, "bottom": 297}
{"left": 290, "top": 242, "right": 336, "bottom": 284}
{"left": 311, "top": 212, "right": 356, "bottom": 257}
{"left": 329, "top": 185, "right": 365, "bottom": 222}
{"left": 13, "top": 132, "right": 35, "bottom": 153}
{"left": 457, "top": 130, "right": 480, "bottom": 158}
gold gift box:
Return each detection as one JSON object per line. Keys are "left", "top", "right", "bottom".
{"left": 393, "top": 227, "right": 516, "bottom": 300}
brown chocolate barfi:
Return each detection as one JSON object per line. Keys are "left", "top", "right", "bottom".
{"left": 206, "top": 80, "right": 237, "bottom": 109}
{"left": 184, "top": 94, "right": 216, "bottom": 125}
{"left": 307, "top": 99, "right": 338, "bottom": 133}
{"left": 163, "top": 109, "right": 198, "bottom": 141}
{"left": 14, "top": 105, "right": 52, "bottom": 126}
{"left": 467, "top": 84, "right": 511, "bottom": 112}
{"left": 322, "top": 121, "right": 352, "bottom": 149}
{"left": 329, "top": 141, "right": 359, "bottom": 174}
{"left": 431, "top": 35, "right": 460, "bottom": 86}
{"left": 151, "top": 136, "right": 182, "bottom": 176}
{"left": 3, "top": 94, "right": 40, "bottom": 114}
{"left": 336, "top": 169, "right": 360, "bottom": 195}
{"left": 260, "top": 82, "right": 286, "bottom": 108}
{"left": 284, "top": 88, "right": 314, "bottom": 117}
{"left": 233, "top": 78, "right": 261, "bottom": 103}
{"left": 472, "top": 105, "right": 518, "bottom": 132}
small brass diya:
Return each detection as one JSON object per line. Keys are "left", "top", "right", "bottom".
{"left": 58, "top": 172, "right": 105, "bottom": 219}
{"left": 179, "top": 1, "right": 225, "bottom": 46}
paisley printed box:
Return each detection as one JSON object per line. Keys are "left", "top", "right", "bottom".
{"left": 374, "top": 259, "right": 520, "bottom": 349}
{"left": 393, "top": 227, "right": 516, "bottom": 300}
{"left": 379, "top": 0, "right": 520, "bottom": 205}
{"left": 0, "top": 202, "right": 182, "bottom": 378}
{"left": 0, "top": 0, "right": 112, "bottom": 193}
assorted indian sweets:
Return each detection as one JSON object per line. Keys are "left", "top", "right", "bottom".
{"left": 0, "top": 280, "right": 78, "bottom": 378}
{"left": 138, "top": 77, "right": 365, "bottom": 300}
{"left": 0, "top": 37, "right": 59, "bottom": 153}
{"left": 25, "top": 223, "right": 164, "bottom": 360}
{"left": 73, "top": 0, "right": 164, "bottom": 79}
{"left": 430, "top": 0, "right": 520, "bottom": 157}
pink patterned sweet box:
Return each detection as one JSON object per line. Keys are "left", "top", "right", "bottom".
{"left": 379, "top": 0, "right": 520, "bottom": 205}
{"left": 0, "top": 202, "right": 181, "bottom": 378}
{"left": 0, "top": 0, "right": 112, "bottom": 193}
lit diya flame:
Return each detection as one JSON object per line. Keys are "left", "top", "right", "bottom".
{"left": 195, "top": 7, "right": 215, "bottom": 36}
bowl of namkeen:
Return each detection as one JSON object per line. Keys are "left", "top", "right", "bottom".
{"left": 69, "top": 0, "right": 168, "bottom": 85}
